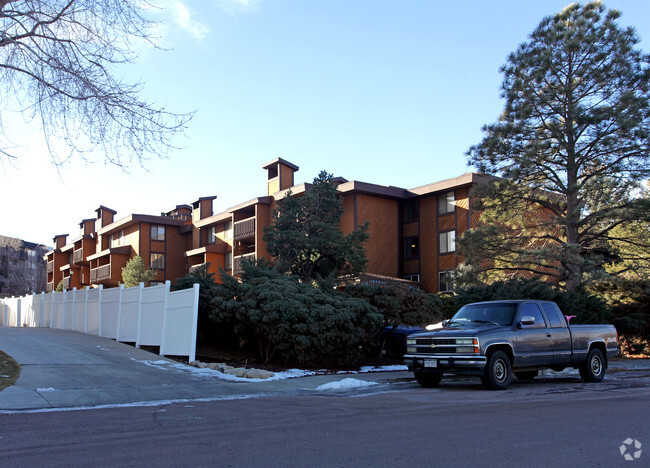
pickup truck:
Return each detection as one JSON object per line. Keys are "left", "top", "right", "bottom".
{"left": 403, "top": 300, "right": 618, "bottom": 390}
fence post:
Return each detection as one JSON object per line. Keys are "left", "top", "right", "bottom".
{"left": 61, "top": 289, "right": 67, "bottom": 329}
{"left": 135, "top": 282, "right": 144, "bottom": 349}
{"left": 189, "top": 283, "right": 200, "bottom": 363}
{"left": 49, "top": 291, "right": 55, "bottom": 328}
{"left": 159, "top": 281, "right": 171, "bottom": 357}
{"left": 71, "top": 287, "right": 77, "bottom": 331}
{"left": 84, "top": 287, "right": 90, "bottom": 334}
{"left": 98, "top": 284, "right": 104, "bottom": 337}
{"left": 17, "top": 297, "right": 21, "bottom": 328}
{"left": 116, "top": 284, "right": 125, "bottom": 342}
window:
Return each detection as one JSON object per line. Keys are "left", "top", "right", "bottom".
{"left": 404, "top": 274, "right": 420, "bottom": 283}
{"left": 224, "top": 251, "right": 232, "bottom": 271}
{"left": 541, "top": 303, "right": 566, "bottom": 328}
{"left": 520, "top": 303, "right": 546, "bottom": 328}
{"left": 111, "top": 230, "right": 125, "bottom": 247}
{"left": 439, "top": 230, "right": 455, "bottom": 253}
{"left": 404, "top": 236, "right": 419, "bottom": 260}
{"left": 151, "top": 225, "right": 165, "bottom": 241}
{"left": 223, "top": 221, "right": 232, "bottom": 240}
{"left": 150, "top": 253, "right": 165, "bottom": 270}
{"left": 438, "top": 191, "right": 455, "bottom": 214}
{"left": 403, "top": 200, "right": 419, "bottom": 223}
{"left": 439, "top": 271, "right": 454, "bottom": 292}
{"left": 207, "top": 226, "right": 217, "bottom": 245}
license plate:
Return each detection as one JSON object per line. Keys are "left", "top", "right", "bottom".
{"left": 424, "top": 359, "right": 437, "bottom": 368}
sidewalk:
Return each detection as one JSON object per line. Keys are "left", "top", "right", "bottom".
{"left": 0, "top": 327, "right": 411, "bottom": 412}
{"left": 1, "top": 327, "right": 649, "bottom": 412}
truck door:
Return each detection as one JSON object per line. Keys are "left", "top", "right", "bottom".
{"left": 540, "top": 302, "right": 572, "bottom": 365}
{"left": 514, "top": 302, "right": 554, "bottom": 367}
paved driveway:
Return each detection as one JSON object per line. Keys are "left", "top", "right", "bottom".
{"left": 0, "top": 327, "right": 248, "bottom": 410}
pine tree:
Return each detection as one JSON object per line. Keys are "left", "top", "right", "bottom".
{"left": 263, "top": 170, "right": 369, "bottom": 283}
{"left": 121, "top": 256, "right": 157, "bottom": 287}
{"left": 463, "top": 2, "right": 650, "bottom": 291}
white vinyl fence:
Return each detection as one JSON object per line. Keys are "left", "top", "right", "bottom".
{"left": 0, "top": 281, "right": 199, "bottom": 362}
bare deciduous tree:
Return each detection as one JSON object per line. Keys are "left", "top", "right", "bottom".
{"left": 0, "top": 0, "right": 194, "bottom": 168}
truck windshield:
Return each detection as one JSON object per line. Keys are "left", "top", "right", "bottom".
{"left": 449, "top": 303, "right": 517, "bottom": 326}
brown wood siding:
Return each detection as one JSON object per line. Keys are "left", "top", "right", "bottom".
{"left": 267, "top": 178, "right": 280, "bottom": 195}
{"left": 164, "top": 226, "right": 188, "bottom": 285}
{"left": 419, "top": 195, "right": 438, "bottom": 293}
{"left": 354, "top": 194, "right": 399, "bottom": 277}
{"left": 438, "top": 214, "right": 456, "bottom": 231}
{"left": 340, "top": 194, "right": 355, "bottom": 233}
{"left": 456, "top": 187, "right": 470, "bottom": 237}
{"left": 403, "top": 259, "right": 419, "bottom": 275}
{"left": 256, "top": 203, "right": 272, "bottom": 261}
{"left": 279, "top": 165, "right": 294, "bottom": 191}
{"left": 403, "top": 222, "right": 419, "bottom": 238}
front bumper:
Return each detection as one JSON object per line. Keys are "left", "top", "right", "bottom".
{"left": 404, "top": 354, "right": 487, "bottom": 375}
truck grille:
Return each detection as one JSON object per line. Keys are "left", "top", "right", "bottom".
{"left": 410, "top": 338, "right": 472, "bottom": 354}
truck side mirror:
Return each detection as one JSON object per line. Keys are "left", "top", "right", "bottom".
{"left": 442, "top": 319, "right": 449, "bottom": 327}
{"left": 519, "top": 316, "right": 535, "bottom": 326}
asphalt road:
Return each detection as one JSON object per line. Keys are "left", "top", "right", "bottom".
{"left": 1, "top": 370, "right": 648, "bottom": 467}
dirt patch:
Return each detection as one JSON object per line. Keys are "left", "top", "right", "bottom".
{"left": 0, "top": 351, "right": 20, "bottom": 391}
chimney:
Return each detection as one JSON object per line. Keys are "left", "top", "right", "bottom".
{"left": 262, "top": 158, "right": 299, "bottom": 196}
{"left": 191, "top": 196, "right": 216, "bottom": 223}
{"left": 95, "top": 205, "right": 117, "bottom": 229}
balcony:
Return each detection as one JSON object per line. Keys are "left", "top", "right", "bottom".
{"left": 62, "top": 277, "right": 71, "bottom": 290}
{"left": 189, "top": 263, "right": 206, "bottom": 274}
{"left": 233, "top": 252, "right": 255, "bottom": 275}
{"left": 90, "top": 264, "right": 111, "bottom": 283}
{"left": 234, "top": 218, "right": 255, "bottom": 242}
{"left": 46, "top": 282, "right": 54, "bottom": 292}
{"left": 73, "top": 249, "right": 83, "bottom": 264}
{"left": 47, "top": 261, "right": 53, "bottom": 273}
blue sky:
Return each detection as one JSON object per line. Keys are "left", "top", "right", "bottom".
{"left": 2, "top": 0, "right": 650, "bottom": 246}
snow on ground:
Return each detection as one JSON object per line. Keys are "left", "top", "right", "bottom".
{"left": 315, "top": 378, "right": 379, "bottom": 392}
{"left": 130, "top": 358, "right": 407, "bottom": 383}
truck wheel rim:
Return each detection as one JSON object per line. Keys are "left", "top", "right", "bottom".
{"left": 591, "top": 356, "right": 602, "bottom": 376}
{"left": 495, "top": 360, "right": 506, "bottom": 381}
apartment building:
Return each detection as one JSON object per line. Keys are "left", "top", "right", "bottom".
{"left": 0, "top": 235, "right": 49, "bottom": 297}
{"left": 45, "top": 158, "right": 486, "bottom": 294}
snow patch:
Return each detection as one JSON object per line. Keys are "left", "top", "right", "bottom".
{"left": 37, "top": 388, "right": 56, "bottom": 392}
{"left": 315, "top": 378, "right": 379, "bottom": 391}
{"left": 359, "top": 365, "right": 408, "bottom": 373}
{"left": 96, "top": 346, "right": 110, "bottom": 351}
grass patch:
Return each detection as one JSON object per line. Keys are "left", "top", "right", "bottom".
{"left": 0, "top": 351, "right": 20, "bottom": 391}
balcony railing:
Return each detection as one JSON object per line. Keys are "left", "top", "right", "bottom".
{"left": 62, "top": 277, "right": 71, "bottom": 290}
{"left": 234, "top": 218, "right": 255, "bottom": 242}
{"left": 46, "top": 282, "right": 54, "bottom": 292}
{"left": 73, "top": 249, "right": 83, "bottom": 264}
{"left": 47, "top": 261, "right": 53, "bottom": 273}
{"left": 233, "top": 252, "right": 255, "bottom": 275}
{"left": 90, "top": 264, "right": 111, "bottom": 283}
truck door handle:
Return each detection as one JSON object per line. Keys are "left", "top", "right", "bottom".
{"left": 547, "top": 333, "right": 552, "bottom": 338}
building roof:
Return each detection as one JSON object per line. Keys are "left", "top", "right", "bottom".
{"left": 262, "top": 157, "right": 299, "bottom": 172}
{"left": 97, "top": 214, "right": 188, "bottom": 236}
{"left": 408, "top": 172, "right": 493, "bottom": 196}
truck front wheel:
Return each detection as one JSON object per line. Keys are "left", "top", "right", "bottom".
{"left": 482, "top": 351, "right": 512, "bottom": 390}
{"left": 414, "top": 372, "right": 443, "bottom": 388}
{"left": 579, "top": 348, "right": 605, "bottom": 382}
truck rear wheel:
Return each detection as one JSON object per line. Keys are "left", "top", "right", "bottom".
{"left": 414, "top": 372, "right": 443, "bottom": 388}
{"left": 482, "top": 350, "right": 512, "bottom": 390}
{"left": 579, "top": 348, "right": 605, "bottom": 382}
